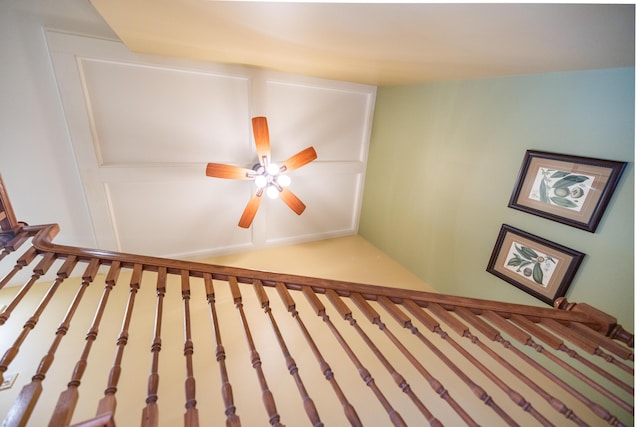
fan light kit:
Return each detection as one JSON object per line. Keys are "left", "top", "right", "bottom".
{"left": 206, "top": 116, "right": 317, "bottom": 228}
{"left": 252, "top": 161, "right": 291, "bottom": 199}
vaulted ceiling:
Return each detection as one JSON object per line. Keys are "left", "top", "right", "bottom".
{"left": 90, "top": 1, "right": 634, "bottom": 86}
{"left": 40, "top": 2, "right": 637, "bottom": 260}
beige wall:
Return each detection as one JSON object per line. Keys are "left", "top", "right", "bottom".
{"left": 202, "top": 235, "right": 435, "bottom": 291}
{"left": 360, "top": 68, "right": 634, "bottom": 330}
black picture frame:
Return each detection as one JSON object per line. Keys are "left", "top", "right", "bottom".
{"left": 487, "top": 224, "right": 585, "bottom": 305}
{"left": 508, "top": 150, "right": 626, "bottom": 232}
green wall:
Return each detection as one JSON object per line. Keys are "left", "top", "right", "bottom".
{"left": 360, "top": 67, "right": 634, "bottom": 330}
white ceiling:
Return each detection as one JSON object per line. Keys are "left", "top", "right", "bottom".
{"left": 89, "top": 1, "right": 635, "bottom": 86}
{"left": 46, "top": 30, "right": 376, "bottom": 259}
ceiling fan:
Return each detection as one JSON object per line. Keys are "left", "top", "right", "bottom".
{"left": 206, "top": 116, "right": 317, "bottom": 228}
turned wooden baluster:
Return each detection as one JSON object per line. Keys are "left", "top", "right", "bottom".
{"left": 49, "top": 261, "right": 121, "bottom": 427}
{"left": 568, "top": 321, "right": 634, "bottom": 364}
{"left": 380, "top": 297, "right": 516, "bottom": 426}
{"left": 1, "top": 256, "right": 79, "bottom": 427}
{"left": 228, "top": 276, "right": 283, "bottom": 427}
{"left": 427, "top": 303, "right": 552, "bottom": 426}
{"left": 0, "top": 231, "right": 29, "bottom": 263}
{"left": 141, "top": 266, "right": 167, "bottom": 427}
{"left": 203, "top": 273, "right": 240, "bottom": 427}
{"left": 0, "top": 252, "right": 56, "bottom": 328}
{"left": 274, "top": 282, "right": 362, "bottom": 427}
{"left": 539, "top": 318, "right": 633, "bottom": 375}
{"left": 88, "top": 263, "right": 143, "bottom": 421}
{"left": 253, "top": 280, "right": 322, "bottom": 427}
{"left": 446, "top": 306, "right": 588, "bottom": 427}
{"left": 0, "top": 246, "right": 37, "bottom": 292}
{"left": 536, "top": 317, "right": 634, "bottom": 391}
{"left": 507, "top": 313, "right": 633, "bottom": 414}
{"left": 0, "top": 252, "right": 57, "bottom": 384}
{"left": 477, "top": 309, "right": 624, "bottom": 426}
{"left": 180, "top": 271, "right": 199, "bottom": 427}
{"left": 302, "top": 287, "right": 405, "bottom": 427}
{"left": 388, "top": 298, "right": 518, "bottom": 424}
{"left": 345, "top": 293, "right": 448, "bottom": 427}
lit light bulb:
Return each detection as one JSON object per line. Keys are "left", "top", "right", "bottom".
{"left": 266, "top": 163, "right": 280, "bottom": 176}
{"left": 266, "top": 185, "right": 280, "bottom": 199}
{"left": 276, "top": 174, "right": 291, "bottom": 187}
{"left": 254, "top": 175, "right": 267, "bottom": 188}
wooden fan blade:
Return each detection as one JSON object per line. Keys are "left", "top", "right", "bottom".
{"left": 279, "top": 188, "right": 306, "bottom": 215}
{"left": 238, "top": 191, "right": 263, "bottom": 228}
{"left": 252, "top": 116, "right": 270, "bottom": 164}
{"left": 282, "top": 147, "right": 317, "bottom": 173}
{"left": 206, "top": 163, "right": 253, "bottom": 180}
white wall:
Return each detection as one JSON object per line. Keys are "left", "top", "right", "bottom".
{"left": 0, "top": 0, "right": 117, "bottom": 247}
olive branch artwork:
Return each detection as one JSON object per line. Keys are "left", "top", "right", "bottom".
{"left": 488, "top": 224, "right": 585, "bottom": 305}
{"left": 510, "top": 151, "right": 626, "bottom": 232}
{"left": 506, "top": 243, "right": 556, "bottom": 287}
{"left": 530, "top": 168, "right": 593, "bottom": 211}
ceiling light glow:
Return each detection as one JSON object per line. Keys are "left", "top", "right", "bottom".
{"left": 254, "top": 175, "right": 268, "bottom": 188}
{"left": 277, "top": 174, "right": 291, "bottom": 187}
{"left": 266, "top": 185, "right": 280, "bottom": 199}
{"left": 266, "top": 163, "right": 280, "bottom": 175}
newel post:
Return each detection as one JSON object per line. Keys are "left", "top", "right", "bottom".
{"left": 0, "top": 173, "right": 26, "bottom": 253}
{"left": 554, "top": 297, "right": 634, "bottom": 347}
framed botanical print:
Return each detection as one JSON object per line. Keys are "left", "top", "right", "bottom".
{"left": 487, "top": 224, "right": 585, "bottom": 305}
{"left": 508, "top": 150, "right": 626, "bottom": 232}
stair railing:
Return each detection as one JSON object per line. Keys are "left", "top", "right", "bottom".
{"left": 0, "top": 175, "right": 633, "bottom": 427}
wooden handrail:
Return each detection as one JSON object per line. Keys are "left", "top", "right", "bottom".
{"left": 21, "top": 222, "right": 623, "bottom": 334}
